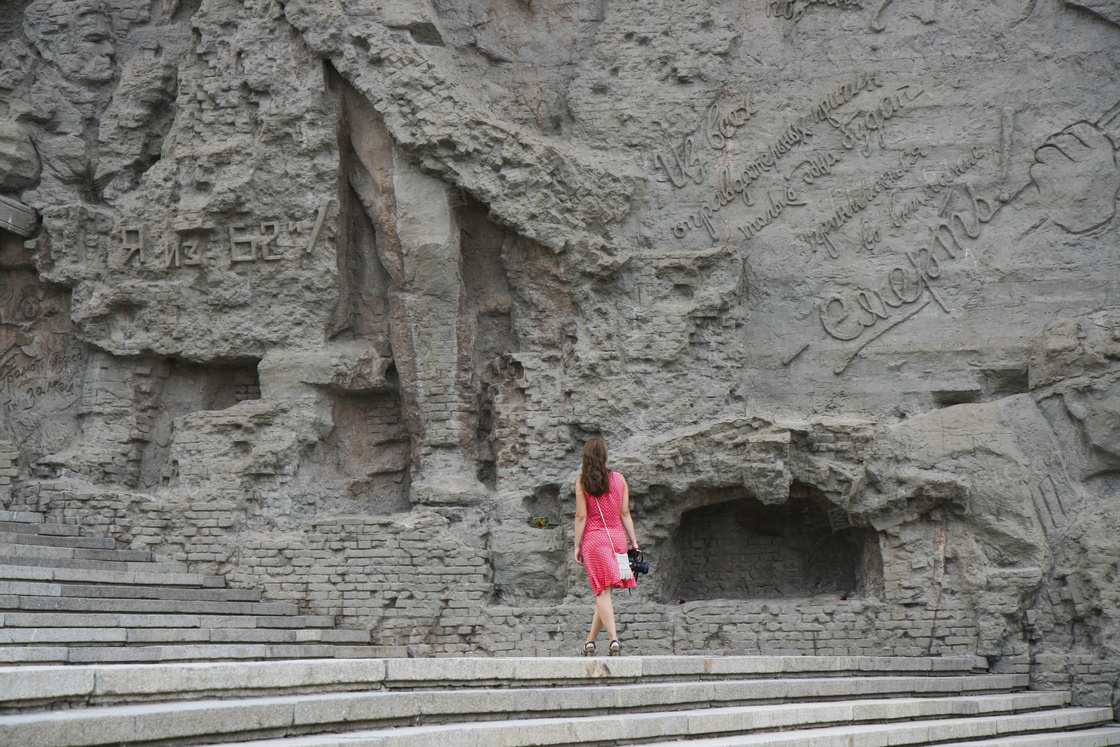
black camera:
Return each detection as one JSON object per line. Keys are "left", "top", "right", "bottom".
{"left": 628, "top": 549, "right": 650, "bottom": 576}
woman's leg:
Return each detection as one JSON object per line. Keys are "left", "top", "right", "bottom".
{"left": 587, "top": 607, "right": 602, "bottom": 643}
{"left": 595, "top": 587, "right": 618, "bottom": 642}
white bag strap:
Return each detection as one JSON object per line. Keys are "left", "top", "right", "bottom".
{"left": 593, "top": 492, "right": 621, "bottom": 554}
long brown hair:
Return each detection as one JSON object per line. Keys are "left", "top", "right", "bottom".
{"left": 580, "top": 437, "right": 609, "bottom": 497}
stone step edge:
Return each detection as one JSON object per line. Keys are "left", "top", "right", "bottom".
{"left": 0, "top": 644, "right": 407, "bottom": 666}
{"left": 635, "top": 720, "right": 1120, "bottom": 747}
{"left": 192, "top": 707, "right": 1117, "bottom": 747}
{"left": 0, "top": 628, "right": 372, "bottom": 645}
{"left": 0, "top": 580, "right": 261, "bottom": 602}
{"left": 0, "top": 655, "right": 992, "bottom": 702}
{"left": 0, "top": 512, "right": 45, "bottom": 525}
{"left": 0, "top": 521, "right": 79, "bottom": 537}
{"left": 0, "top": 531, "right": 118, "bottom": 550}
{"left": 934, "top": 727, "right": 1120, "bottom": 747}
{"left": 0, "top": 612, "right": 333, "bottom": 628}
{"left": 0, "top": 555, "right": 188, "bottom": 574}
{"left": 0, "top": 666, "right": 1029, "bottom": 709}
{"left": 1, "top": 596, "right": 298, "bottom": 617}
{"left": 1, "top": 693, "right": 1087, "bottom": 747}
{"left": 0, "top": 544, "right": 154, "bottom": 562}
{"left": 0, "top": 564, "right": 226, "bottom": 587}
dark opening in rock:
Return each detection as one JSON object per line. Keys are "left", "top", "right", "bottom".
{"left": 656, "top": 485, "right": 881, "bottom": 602}
{"left": 137, "top": 358, "right": 263, "bottom": 487}
{"left": 981, "top": 367, "right": 1030, "bottom": 399}
{"left": 932, "top": 389, "right": 981, "bottom": 408}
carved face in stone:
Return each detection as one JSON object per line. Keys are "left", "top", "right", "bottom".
{"left": 17, "top": 286, "right": 45, "bottom": 321}
{"left": 24, "top": 0, "right": 115, "bottom": 84}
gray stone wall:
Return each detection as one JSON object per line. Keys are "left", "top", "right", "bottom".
{"left": 1, "top": 0, "right": 1119, "bottom": 714}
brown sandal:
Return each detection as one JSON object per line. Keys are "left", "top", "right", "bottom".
{"left": 580, "top": 641, "right": 596, "bottom": 656}
{"left": 608, "top": 640, "right": 621, "bottom": 656}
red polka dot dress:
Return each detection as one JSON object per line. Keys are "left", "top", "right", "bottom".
{"left": 581, "top": 471, "right": 636, "bottom": 596}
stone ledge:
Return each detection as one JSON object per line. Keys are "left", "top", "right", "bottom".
{"left": 0, "top": 691, "right": 1086, "bottom": 747}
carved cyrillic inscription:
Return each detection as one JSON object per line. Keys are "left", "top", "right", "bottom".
{"left": 769, "top": 0, "right": 865, "bottom": 24}
{"left": 122, "top": 227, "right": 144, "bottom": 266}
{"left": 669, "top": 73, "right": 904, "bottom": 245}
{"left": 819, "top": 180, "right": 1007, "bottom": 374}
{"left": 737, "top": 186, "right": 807, "bottom": 242}
{"left": 655, "top": 94, "right": 760, "bottom": 188}
{"left": 801, "top": 145, "right": 930, "bottom": 258}
{"left": 119, "top": 204, "right": 331, "bottom": 273}
{"left": 674, "top": 122, "right": 814, "bottom": 239}
{"left": 167, "top": 232, "right": 208, "bottom": 269}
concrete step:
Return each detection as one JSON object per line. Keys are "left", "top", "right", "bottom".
{"left": 0, "top": 563, "right": 227, "bottom": 588}
{"left": 0, "top": 593, "right": 297, "bottom": 616}
{"left": 0, "top": 612, "right": 334, "bottom": 629}
{"left": 0, "top": 530, "right": 118, "bottom": 550}
{"left": 0, "top": 541, "right": 155, "bottom": 563}
{"left": 0, "top": 660, "right": 1029, "bottom": 708}
{"left": 0, "top": 580, "right": 261, "bottom": 602}
{"left": 0, "top": 553, "right": 187, "bottom": 573}
{"left": 0, "top": 511, "right": 45, "bottom": 524}
{"left": 0, "top": 520, "right": 79, "bottom": 536}
{"left": 635, "top": 715, "right": 1120, "bottom": 747}
{"left": 937, "top": 728, "right": 1120, "bottom": 746}
{"left": 212, "top": 706, "right": 1117, "bottom": 747}
{"left": 0, "top": 626, "right": 371, "bottom": 646}
{"left": 0, "top": 643, "right": 404, "bottom": 665}
{"left": 0, "top": 691, "right": 1085, "bottom": 747}
{"left": 376, "top": 654, "right": 988, "bottom": 689}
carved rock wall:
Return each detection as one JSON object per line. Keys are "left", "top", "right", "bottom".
{"left": 1, "top": 0, "right": 1119, "bottom": 712}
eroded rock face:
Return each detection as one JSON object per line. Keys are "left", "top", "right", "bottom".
{"left": 0, "top": 0, "right": 1118, "bottom": 705}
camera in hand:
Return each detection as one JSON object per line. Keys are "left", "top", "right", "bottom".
{"left": 628, "top": 549, "right": 650, "bottom": 576}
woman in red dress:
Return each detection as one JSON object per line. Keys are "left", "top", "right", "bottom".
{"left": 574, "top": 437, "right": 640, "bottom": 656}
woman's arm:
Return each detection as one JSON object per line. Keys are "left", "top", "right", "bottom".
{"left": 574, "top": 478, "right": 588, "bottom": 564}
{"left": 619, "top": 475, "right": 639, "bottom": 550}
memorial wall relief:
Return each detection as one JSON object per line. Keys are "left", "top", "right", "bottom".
{"left": 1, "top": 0, "right": 1118, "bottom": 707}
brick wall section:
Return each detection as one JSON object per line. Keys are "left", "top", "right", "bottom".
{"left": 13, "top": 480, "right": 976, "bottom": 656}
{"left": 0, "top": 442, "right": 17, "bottom": 504}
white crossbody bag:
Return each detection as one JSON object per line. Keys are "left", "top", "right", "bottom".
{"left": 595, "top": 495, "right": 633, "bottom": 581}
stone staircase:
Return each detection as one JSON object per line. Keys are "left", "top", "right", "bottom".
{"left": 1, "top": 656, "right": 1119, "bottom": 746}
{"left": 0, "top": 510, "right": 402, "bottom": 664}
{"left": 1, "top": 509, "right": 1118, "bottom": 745}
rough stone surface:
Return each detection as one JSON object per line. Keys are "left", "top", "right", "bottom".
{"left": 0, "top": 0, "right": 1118, "bottom": 715}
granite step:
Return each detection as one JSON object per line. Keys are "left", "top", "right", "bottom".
{"left": 0, "top": 563, "right": 227, "bottom": 588}
{"left": 0, "top": 626, "right": 371, "bottom": 646}
{"left": 1, "top": 541, "right": 155, "bottom": 563}
{"left": 375, "top": 654, "right": 989, "bottom": 688}
{"left": 0, "top": 612, "right": 334, "bottom": 629}
{"left": 0, "top": 593, "right": 298, "bottom": 616}
{"left": 0, "top": 511, "right": 45, "bottom": 524}
{"left": 209, "top": 705, "right": 1116, "bottom": 747}
{"left": 0, "top": 691, "right": 1088, "bottom": 747}
{"left": 0, "top": 553, "right": 187, "bottom": 573}
{"left": 0, "top": 643, "right": 404, "bottom": 665}
{"left": 937, "top": 729, "right": 1120, "bottom": 746}
{"left": 0, "top": 520, "right": 79, "bottom": 536}
{"left": 0, "top": 580, "right": 262, "bottom": 602}
{"left": 0, "top": 530, "right": 118, "bottom": 550}
{"left": 0, "top": 658, "right": 1024, "bottom": 708}
{"left": 632, "top": 715, "right": 1120, "bottom": 747}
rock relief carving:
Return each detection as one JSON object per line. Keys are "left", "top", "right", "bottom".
{"left": 1028, "top": 115, "right": 1120, "bottom": 234}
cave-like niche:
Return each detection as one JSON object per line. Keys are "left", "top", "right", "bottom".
{"left": 138, "top": 358, "right": 262, "bottom": 486}
{"left": 459, "top": 194, "right": 517, "bottom": 488}
{"left": 658, "top": 484, "right": 882, "bottom": 602}
{"left": 325, "top": 377, "right": 411, "bottom": 515}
